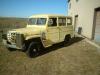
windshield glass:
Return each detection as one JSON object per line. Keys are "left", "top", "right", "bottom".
{"left": 28, "top": 18, "right": 46, "bottom": 25}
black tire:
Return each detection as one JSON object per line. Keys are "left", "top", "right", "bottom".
{"left": 64, "top": 35, "right": 71, "bottom": 46}
{"left": 26, "top": 42, "right": 41, "bottom": 58}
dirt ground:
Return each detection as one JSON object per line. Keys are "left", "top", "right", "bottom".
{"left": 0, "top": 37, "right": 100, "bottom": 75}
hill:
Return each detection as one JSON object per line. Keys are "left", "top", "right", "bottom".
{"left": 0, "top": 17, "right": 27, "bottom": 28}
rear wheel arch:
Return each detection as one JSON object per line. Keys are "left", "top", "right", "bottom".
{"left": 64, "top": 34, "right": 71, "bottom": 43}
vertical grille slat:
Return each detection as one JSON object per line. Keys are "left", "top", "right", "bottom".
{"left": 16, "top": 34, "right": 24, "bottom": 48}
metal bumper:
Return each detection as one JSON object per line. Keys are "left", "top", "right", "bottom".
{"left": 3, "top": 39, "right": 21, "bottom": 49}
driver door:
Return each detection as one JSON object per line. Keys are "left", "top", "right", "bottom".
{"left": 47, "top": 17, "right": 59, "bottom": 43}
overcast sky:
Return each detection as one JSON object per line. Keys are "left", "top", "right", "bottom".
{"left": 0, "top": 0, "right": 68, "bottom": 17}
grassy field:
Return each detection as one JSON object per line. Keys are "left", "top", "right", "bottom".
{"left": 0, "top": 17, "right": 27, "bottom": 25}
{"left": 0, "top": 17, "right": 27, "bottom": 44}
{"left": 0, "top": 37, "right": 100, "bottom": 75}
{"left": 0, "top": 17, "right": 27, "bottom": 29}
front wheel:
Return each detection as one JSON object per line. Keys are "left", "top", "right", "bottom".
{"left": 26, "top": 42, "right": 41, "bottom": 58}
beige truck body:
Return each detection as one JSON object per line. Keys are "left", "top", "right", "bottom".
{"left": 3, "top": 14, "right": 73, "bottom": 49}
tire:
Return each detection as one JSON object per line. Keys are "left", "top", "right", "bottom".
{"left": 26, "top": 42, "right": 41, "bottom": 58}
{"left": 64, "top": 35, "right": 71, "bottom": 46}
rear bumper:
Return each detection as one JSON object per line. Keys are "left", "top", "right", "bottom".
{"left": 3, "top": 39, "right": 21, "bottom": 49}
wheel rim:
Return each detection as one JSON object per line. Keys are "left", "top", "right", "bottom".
{"left": 30, "top": 45, "right": 40, "bottom": 57}
{"left": 32, "top": 48, "right": 37, "bottom": 53}
{"left": 27, "top": 42, "right": 41, "bottom": 57}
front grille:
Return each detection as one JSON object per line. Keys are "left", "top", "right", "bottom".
{"left": 7, "top": 32, "right": 16, "bottom": 43}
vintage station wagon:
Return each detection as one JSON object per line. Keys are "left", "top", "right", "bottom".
{"left": 3, "top": 14, "right": 74, "bottom": 57}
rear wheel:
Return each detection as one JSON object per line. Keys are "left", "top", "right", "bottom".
{"left": 64, "top": 35, "right": 71, "bottom": 46}
{"left": 26, "top": 42, "right": 41, "bottom": 58}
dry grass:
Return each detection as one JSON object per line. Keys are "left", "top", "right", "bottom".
{"left": 0, "top": 37, "right": 100, "bottom": 75}
{"left": 0, "top": 17, "right": 27, "bottom": 25}
{"left": 0, "top": 17, "right": 27, "bottom": 43}
{"left": 0, "top": 17, "right": 27, "bottom": 32}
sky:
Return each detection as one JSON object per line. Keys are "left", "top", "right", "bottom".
{"left": 0, "top": 0, "right": 68, "bottom": 18}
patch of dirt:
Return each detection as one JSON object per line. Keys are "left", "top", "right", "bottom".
{"left": 0, "top": 37, "right": 100, "bottom": 75}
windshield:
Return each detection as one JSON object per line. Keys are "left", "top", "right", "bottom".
{"left": 28, "top": 18, "right": 47, "bottom": 25}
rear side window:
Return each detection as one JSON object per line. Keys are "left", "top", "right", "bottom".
{"left": 67, "top": 18, "right": 72, "bottom": 25}
{"left": 58, "top": 18, "right": 66, "bottom": 26}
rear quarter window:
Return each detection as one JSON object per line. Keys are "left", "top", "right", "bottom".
{"left": 58, "top": 18, "right": 66, "bottom": 26}
{"left": 67, "top": 18, "right": 72, "bottom": 25}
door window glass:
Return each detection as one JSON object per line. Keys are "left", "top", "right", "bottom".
{"left": 48, "top": 18, "right": 57, "bottom": 26}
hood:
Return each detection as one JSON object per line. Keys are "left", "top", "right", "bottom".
{"left": 9, "top": 26, "right": 46, "bottom": 37}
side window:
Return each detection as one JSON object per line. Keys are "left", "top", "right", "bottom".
{"left": 58, "top": 18, "right": 66, "bottom": 26}
{"left": 67, "top": 18, "right": 72, "bottom": 25}
{"left": 48, "top": 18, "right": 57, "bottom": 26}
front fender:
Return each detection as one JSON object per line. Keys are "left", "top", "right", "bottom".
{"left": 25, "top": 35, "right": 41, "bottom": 40}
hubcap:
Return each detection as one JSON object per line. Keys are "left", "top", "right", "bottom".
{"left": 33, "top": 48, "right": 36, "bottom": 52}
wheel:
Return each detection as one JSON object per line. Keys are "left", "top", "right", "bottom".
{"left": 64, "top": 35, "right": 71, "bottom": 46}
{"left": 26, "top": 42, "right": 41, "bottom": 58}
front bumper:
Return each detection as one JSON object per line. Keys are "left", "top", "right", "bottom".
{"left": 3, "top": 39, "right": 21, "bottom": 49}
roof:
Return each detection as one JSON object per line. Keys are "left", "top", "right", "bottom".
{"left": 29, "top": 14, "right": 71, "bottom": 18}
